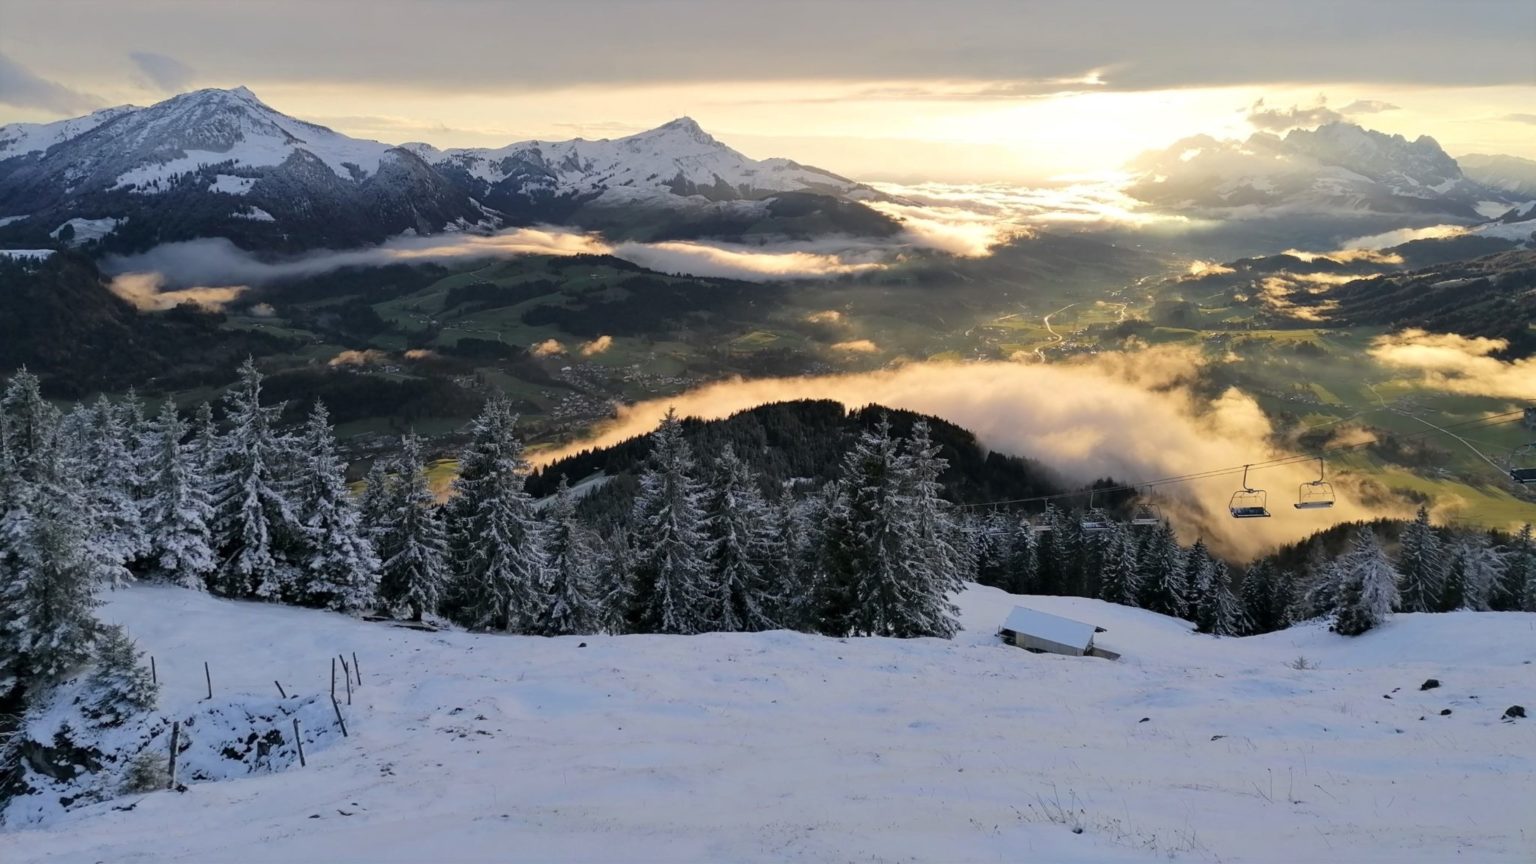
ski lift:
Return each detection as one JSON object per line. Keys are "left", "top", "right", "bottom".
{"left": 1024, "top": 513, "right": 1053, "bottom": 534}
{"left": 1080, "top": 509, "right": 1113, "bottom": 533}
{"left": 1080, "top": 491, "right": 1112, "bottom": 532}
{"left": 1294, "top": 457, "right": 1337, "bottom": 510}
{"left": 1510, "top": 443, "right": 1536, "bottom": 485}
{"left": 1130, "top": 495, "right": 1162, "bottom": 527}
{"left": 1229, "top": 465, "right": 1271, "bottom": 519}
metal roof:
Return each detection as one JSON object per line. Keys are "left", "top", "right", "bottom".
{"left": 1001, "top": 606, "right": 1097, "bottom": 651}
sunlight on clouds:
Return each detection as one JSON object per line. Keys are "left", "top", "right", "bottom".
{"left": 1369, "top": 329, "right": 1536, "bottom": 400}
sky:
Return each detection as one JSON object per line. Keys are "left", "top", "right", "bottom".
{"left": 2, "top": 0, "right": 1533, "bottom": 182}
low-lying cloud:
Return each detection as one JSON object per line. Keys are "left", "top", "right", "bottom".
{"left": 108, "top": 271, "right": 247, "bottom": 311}
{"left": 532, "top": 348, "right": 1403, "bottom": 558}
{"left": 1369, "top": 329, "right": 1536, "bottom": 400}
{"left": 579, "top": 335, "right": 614, "bottom": 357}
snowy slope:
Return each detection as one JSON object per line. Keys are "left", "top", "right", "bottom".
{"left": 2, "top": 584, "right": 1531, "bottom": 863}
{"left": 0, "top": 106, "right": 138, "bottom": 161}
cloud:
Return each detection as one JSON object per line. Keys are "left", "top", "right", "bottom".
{"left": 806, "top": 310, "right": 843, "bottom": 324}
{"left": 107, "top": 271, "right": 246, "bottom": 311}
{"left": 1502, "top": 113, "right": 1536, "bottom": 125}
{"left": 1246, "top": 98, "right": 1344, "bottom": 132}
{"left": 0, "top": 51, "right": 101, "bottom": 114}
{"left": 329, "top": 349, "right": 388, "bottom": 367}
{"left": 531, "top": 347, "right": 1402, "bottom": 558}
{"left": 611, "top": 240, "right": 885, "bottom": 281}
{"left": 129, "top": 51, "right": 194, "bottom": 92}
{"left": 1340, "top": 99, "right": 1399, "bottom": 115}
{"left": 404, "top": 348, "right": 438, "bottom": 360}
{"left": 103, "top": 228, "right": 914, "bottom": 289}
{"left": 8, "top": 2, "right": 1532, "bottom": 93}
{"left": 1369, "top": 329, "right": 1536, "bottom": 400}
{"left": 829, "top": 339, "right": 879, "bottom": 353}
{"left": 1338, "top": 225, "right": 1466, "bottom": 250}
{"left": 579, "top": 335, "right": 614, "bottom": 357}
{"left": 531, "top": 339, "right": 565, "bottom": 357}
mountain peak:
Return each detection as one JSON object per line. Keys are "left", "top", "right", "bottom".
{"left": 643, "top": 116, "right": 718, "bottom": 146}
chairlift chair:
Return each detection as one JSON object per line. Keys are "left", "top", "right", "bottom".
{"left": 1510, "top": 443, "right": 1536, "bottom": 485}
{"left": 1229, "top": 465, "right": 1271, "bottom": 519}
{"left": 1130, "top": 491, "right": 1161, "bottom": 526}
{"left": 1080, "top": 509, "right": 1114, "bottom": 533}
{"left": 1295, "top": 457, "right": 1337, "bottom": 510}
{"left": 1025, "top": 515, "right": 1053, "bottom": 534}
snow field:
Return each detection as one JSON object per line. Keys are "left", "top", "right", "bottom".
{"left": 3, "top": 583, "right": 1532, "bottom": 863}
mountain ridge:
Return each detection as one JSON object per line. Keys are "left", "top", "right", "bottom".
{"left": 0, "top": 87, "right": 891, "bottom": 254}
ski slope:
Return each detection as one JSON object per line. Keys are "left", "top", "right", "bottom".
{"left": 2, "top": 584, "right": 1532, "bottom": 863}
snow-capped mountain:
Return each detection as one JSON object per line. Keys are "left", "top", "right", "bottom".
{"left": 0, "top": 87, "right": 890, "bottom": 254}
{"left": 1125, "top": 122, "right": 1518, "bottom": 220}
{"left": 1458, "top": 153, "right": 1536, "bottom": 200}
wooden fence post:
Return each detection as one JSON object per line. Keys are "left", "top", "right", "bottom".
{"left": 352, "top": 651, "right": 361, "bottom": 686}
{"left": 340, "top": 656, "right": 353, "bottom": 706}
{"left": 292, "top": 718, "right": 306, "bottom": 767}
{"left": 167, "top": 721, "right": 181, "bottom": 790}
{"left": 150, "top": 655, "right": 157, "bottom": 685}
{"left": 204, "top": 661, "right": 212, "bottom": 700}
{"left": 331, "top": 657, "right": 337, "bottom": 701}
{"left": 331, "top": 696, "right": 349, "bottom": 738}
{"left": 274, "top": 680, "right": 287, "bottom": 699}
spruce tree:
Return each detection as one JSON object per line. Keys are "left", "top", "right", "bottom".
{"left": 1503, "top": 524, "right": 1535, "bottom": 612}
{"left": 628, "top": 409, "right": 710, "bottom": 634}
{"left": 762, "top": 485, "right": 813, "bottom": 630}
{"left": 1332, "top": 529, "right": 1400, "bottom": 636}
{"left": 1137, "top": 522, "right": 1186, "bottom": 617}
{"left": 1202, "top": 563, "right": 1246, "bottom": 636}
{"left": 143, "top": 399, "right": 216, "bottom": 588}
{"left": 444, "top": 397, "right": 548, "bottom": 632}
{"left": 84, "top": 624, "right": 158, "bottom": 727}
{"left": 210, "top": 359, "right": 304, "bottom": 600}
{"left": 1396, "top": 506, "right": 1446, "bottom": 613}
{"left": 1239, "top": 560, "right": 1278, "bottom": 633}
{"left": 1451, "top": 534, "right": 1502, "bottom": 611}
{"left": 702, "top": 444, "right": 776, "bottom": 632}
{"left": 1184, "top": 539, "right": 1217, "bottom": 627}
{"left": 80, "top": 397, "right": 149, "bottom": 582}
{"left": 544, "top": 476, "right": 600, "bottom": 635}
{"left": 294, "top": 402, "right": 379, "bottom": 613}
{"left": 887, "top": 420, "right": 964, "bottom": 637}
{"left": 377, "top": 433, "right": 450, "bottom": 622}
{"left": 1098, "top": 526, "right": 1140, "bottom": 607}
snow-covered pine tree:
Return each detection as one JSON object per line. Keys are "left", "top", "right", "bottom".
{"left": 1, "top": 369, "right": 61, "bottom": 484}
{"left": 972, "top": 509, "right": 1014, "bottom": 590}
{"left": 294, "top": 402, "right": 379, "bottom": 613}
{"left": 191, "top": 401, "right": 220, "bottom": 486}
{"left": 0, "top": 456, "right": 104, "bottom": 689}
{"left": 627, "top": 409, "right": 711, "bottom": 635}
{"left": 1201, "top": 563, "right": 1246, "bottom": 636}
{"left": 210, "top": 358, "right": 304, "bottom": 601}
{"left": 1295, "top": 543, "right": 1339, "bottom": 621}
{"left": 143, "top": 398, "right": 215, "bottom": 588}
{"left": 83, "top": 624, "right": 158, "bottom": 727}
{"left": 1502, "top": 524, "right": 1534, "bottom": 612}
{"left": 1004, "top": 517, "right": 1038, "bottom": 595}
{"left": 543, "top": 475, "right": 601, "bottom": 635}
{"left": 1239, "top": 560, "right": 1279, "bottom": 633}
{"left": 79, "top": 396, "right": 149, "bottom": 583}
{"left": 762, "top": 484, "right": 813, "bottom": 631}
{"left": 701, "top": 444, "right": 776, "bottom": 633}
{"left": 1098, "top": 525, "right": 1140, "bottom": 607}
{"left": 357, "top": 458, "right": 395, "bottom": 548}
{"left": 1331, "top": 528, "right": 1400, "bottom": 636}
{"left": 888, "top": 420, "right": 964, "bottom": 637}
{"left": 1450, "top": 534, "right": 1503, "bottom": 611}
{"left": 1137, "top": 521, "right": 1187, "bottom": 618}
{"left": 1183, "top": 539, "right": 1216, "bottom": 624}
{"left": 593, "top": 528, "right": 637, "bottom": 635}
{"left": 1396, "top": 506, "right": 1446, "bottom": 613}
{"left": 444, "top": 397, "right": 548, "bottom": 632}
{"left": 377, "top": 433, "right": 450, "bottom": 622}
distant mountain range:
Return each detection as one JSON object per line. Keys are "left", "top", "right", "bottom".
{"left": 0, "top": 87, "right": 894, "bottom": 254}
{"left": 1126, "top": 122, "right": 1523, "bottom": 220}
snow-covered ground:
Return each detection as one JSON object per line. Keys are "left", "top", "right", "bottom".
{"left": 2, "top": 584, "right": 1532, "bottom": 863}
